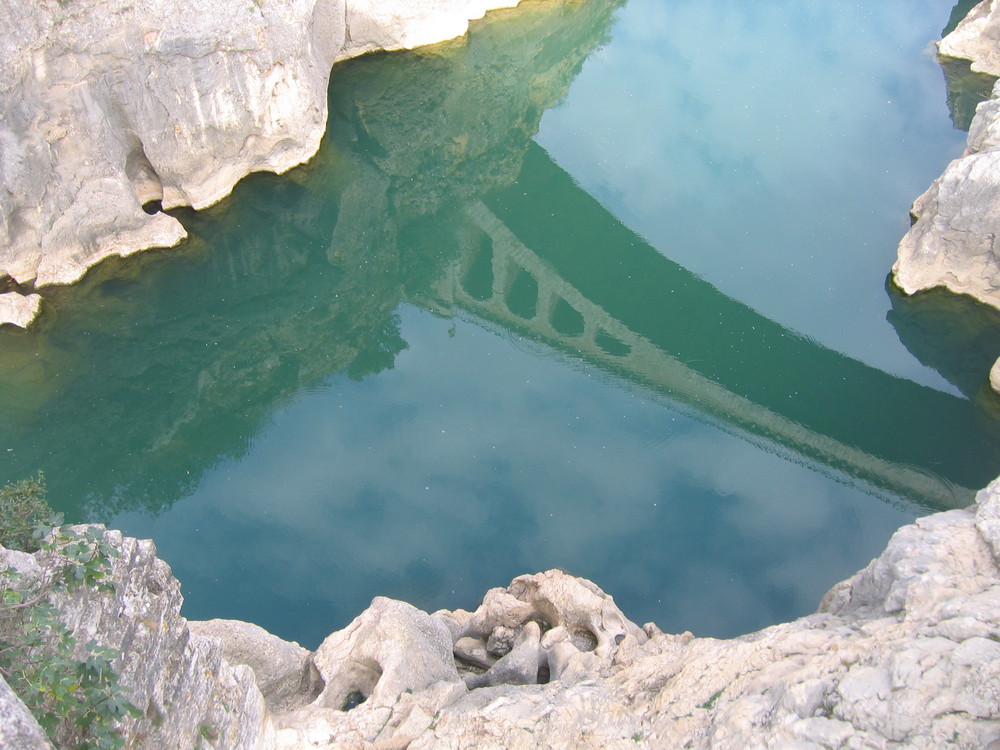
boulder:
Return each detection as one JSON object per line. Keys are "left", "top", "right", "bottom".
{"left": 0, "top": 292, "right": 41, "bottom": 329}
{"left": 892, "top": 138, "right": 1000, "bottom": 311}
{"left": 893, "top": 3, "right": 1000, "bottom": 393}
{"left": 310, "top": 596, "right": 462, "bottom": 711}
{"left": 464, "top": 620, "right": 542, "bottom": 689}
{"left": 188, "top": 619, "right": 321, "bottom": 713}
{"left": 940, "top": 0, "right": 1000, "bottom": 77}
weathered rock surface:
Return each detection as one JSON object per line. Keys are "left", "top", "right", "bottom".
{"left": 188, "top": 618, "right": 320, "bottom": 713}
{"left": 269, "top": 487, "right": 1000, "bottom": 748}
{"left": 0, "top": 674, "right": 51, "bottom": 749}
{"left": 0, "top": 0, "right": 521, "bottom": 326}
{"left": 0, "top": 529, "right": 273, "bottom": 749}
{"left": 940, "top": 0, "right": 1000, "bottom": 77}
{"left": 4, "top": 478, "right": 1000, "bottom": 747}
{"left": 0, "top": 291, "right": 41, "bottom": 329}
{"left": 893, "top": 0, "right": 1000, "bottom": 390}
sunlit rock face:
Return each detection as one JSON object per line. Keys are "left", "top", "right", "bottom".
{"left": 0, "top": 0, "right": 522, "bottom": 324}
{"left": 940, "top": 0, "right": 1000, "bottom": 77}
{"left": 0, "top": 292, "right": 40, "bottom": 329}
{"left": 893, "top": 1, "right": 1000, "bottom": 389}
{"left": 0, "top": 529, "right": 273, "bottom": 749}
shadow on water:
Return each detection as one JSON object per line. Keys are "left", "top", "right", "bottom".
{"left": 888, "top": 284, "right": 1000, "bottom": 403}
{"left": 939, "top": 55, "right": 997, "bottom": 131}
{"left": 1, "top": 0, "right": 1000, "bottom": 526}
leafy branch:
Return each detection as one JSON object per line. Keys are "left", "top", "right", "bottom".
{"left": 0, "top": 475, "right": 141, "bottom": 749}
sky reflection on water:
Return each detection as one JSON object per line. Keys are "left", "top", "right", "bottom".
{"left": 113, "top": 306, "right": 915, "bottom": 647}
{"left": 538, "top": 0, "right": 969, "bottom": 387}
{"left": 1, "top": 0, "right": 995, "bottom": 649}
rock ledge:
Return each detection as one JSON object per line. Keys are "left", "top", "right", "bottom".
{"left": 0, "top": 0, "right": 521, "bottom": 327}
{"left": 5, "top": 478, "right": 1000, "bottom": 748}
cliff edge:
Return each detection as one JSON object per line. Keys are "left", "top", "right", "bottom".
{"left": 0, "top": 0, "right": 521, "bottom": 327}
{"left": 4, "top": 479, "right": 1000, "bottom": 748}
{"left": 893, "top": 0, "right": 1000, "bottom": 391}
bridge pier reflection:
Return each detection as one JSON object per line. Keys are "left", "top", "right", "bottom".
{"left": 417, "top": 143, "right": 1000, "bottom": 511}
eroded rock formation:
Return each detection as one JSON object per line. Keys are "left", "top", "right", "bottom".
{"left": 0, "top": 0, "right": 522, "bottom": 327}
{"left": 893, "top": 0, "right": 1000, "bottom": 391}
{"left": 0, "top": 531, "right": 273, "bottom": 749}
{"left": 4, "top": 479, "right": 1000, "bottom": 747}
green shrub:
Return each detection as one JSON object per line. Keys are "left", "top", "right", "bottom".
{"left": 0, "top": 476, "right": 141, "bottom": 749}
{"left": 0, "top": 472, "right": 53, "bottom": 552}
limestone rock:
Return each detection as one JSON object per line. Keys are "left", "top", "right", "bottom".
{"left": 464, "top": 620, "right": 542, "bottom": 689}
{"left": 189, "top": 618, "right": 321, "bottom": 713}
{"left": 892, "top": 2, "right": 1000, "bottom": 393}
{"left": 338, "top": 0, "right": 521, "bottom": 60}
{"left": 310, "top": 596, "right": 462, "bottom": 711}
{"left": 0, "top": 0, "right": 526, "bottom": 327}
{"left": 892, "top": 144, "right": 1000, "bottom": 309}
{"left": 991, "top": 355, "right": 1000, "bottom": 393}
{"left": 940, "top": 0, "right": 1000, "bottom": 77}
{"left": 292, "top": 484, "right": 1000, "bottom": 748}
{"left": 453, "top": 636, "right": 496, "bottom": 670}
{"left": 0, "top": 528, "right": 273, "bottom": 749}
{"left": 0, "top": 292, "right": 41, "bottom": 329}
{"left": 0, "top": 674, "right": 51, "bottom": 749}
{"left": 4, "top": 478, "right": 1000, "bottom": 748}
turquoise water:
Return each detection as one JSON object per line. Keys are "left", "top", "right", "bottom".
{"left": 3, "top": 0, "right": 1000, "bottom": 648}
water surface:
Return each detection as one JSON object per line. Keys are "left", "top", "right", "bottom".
{"left": 2, "top": 0, "right": 1000, "bottom": 648}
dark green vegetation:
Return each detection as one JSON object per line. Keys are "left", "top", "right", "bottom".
{"left": 0, "top": 476, "right": 139, "bottom": 749}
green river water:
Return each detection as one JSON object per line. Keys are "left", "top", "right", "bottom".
{"left": 3, "top": 0, "right": 1000, "bottom": 648}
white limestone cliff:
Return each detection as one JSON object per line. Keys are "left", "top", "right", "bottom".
{"left": 0, "top": 0, "right": 520, "bottom": 327}
{"left": 893, "top": 0, "right": 1000, "bottom": 393}
{"left": 4, "top": 478, "right": 1000, "bottom": 748}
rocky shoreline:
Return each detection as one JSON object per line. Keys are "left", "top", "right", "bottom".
{"left": 892, "top": 0, "right": 1000, "bottom": 391}
{"left": 3, "top": 478, "right": 1000, "bottom": 748}
{"left": 0, "top": 0, "right": 523, "bottom": 328}
{"left": 3, "top": 0, "right": 1000, "bottom": 747}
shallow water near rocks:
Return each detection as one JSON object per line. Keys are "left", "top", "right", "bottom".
{"left": 3, "top": 0, "right": 1000, "bottom": 648}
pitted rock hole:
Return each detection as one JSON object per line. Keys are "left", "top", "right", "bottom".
{"left": 341, "top": 690, "right": 367, "bottom": 711}
{"left": 570, "top": 627, "right": 598, "bottom": 653}
{"left": 124, "top": 138, "right": 164, "bottom": 213}
{"left": 332, "top": 659, "right": 382, "bottom": 712}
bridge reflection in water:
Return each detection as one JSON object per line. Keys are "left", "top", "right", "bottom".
{"left": 416, "top": 142, "right": 1000, "bottom": 510}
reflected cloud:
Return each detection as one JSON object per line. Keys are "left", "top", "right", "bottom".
{"left": 537, "top": 0, "right": 969, "bottom": 385}
{"left": 115, "top": 307, "right": 917, "bottom": 646}
{"left": 0, "top": 0, "right": 995, "bottom": 650}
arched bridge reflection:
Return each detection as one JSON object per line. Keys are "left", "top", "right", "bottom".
{"left": 415, "top": 142, "right": 1000, "bottom": 510}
